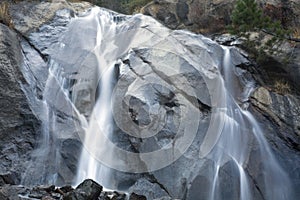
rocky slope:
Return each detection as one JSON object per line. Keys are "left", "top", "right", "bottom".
{"left": 0, "top": 179, "right": 146, "bottom": 200}
{"left": 0, "top": 22, "right": 39, "bottom": 186}
{"left": 141, "top": 0, "right": 300, "bottom": 138}
{"left": 142, "top": 0, "right": 300, "bottom": 33}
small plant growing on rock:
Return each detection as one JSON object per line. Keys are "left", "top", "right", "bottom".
{"left": 0, "top": 1, "right": 13, "bottom": 28}
{"left": 292, "top": 28, "right": 300, "bottom": 39}
{"left": 273, "top": 80, "right": 291, "bottom": 95}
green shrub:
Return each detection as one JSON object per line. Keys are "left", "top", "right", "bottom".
{"left": 228, "top": 0, "right": 291, "bottom": 61}
{"left": 229, "top": 0, "right": 264, "bottom": 34}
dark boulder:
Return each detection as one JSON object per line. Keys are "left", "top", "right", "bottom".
{"left": 0, "top": 172, "right": 19, "bottom": 186}
{"left": 63, "top": 179, "right": 102, "bottom": 200}
{"left": 129, "top": 193, "right": 147, "bottom": 200}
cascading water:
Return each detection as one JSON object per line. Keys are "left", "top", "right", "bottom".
{"left": 76, "top": 65, "right": 116, "bottom": 187}
{"left": 73, "top": 8, "right": 291, "bottom": 199}
{"left": 21, "top": 58, "right": 83, "bottom": 185}
{"left": 20, "top": 36, "right": 88, "bottom": 185}
{"left": 208, "top": 46, "right": 292, "bottom": 200}
{"left": 21, "top": 6, "right": 295, "bottom": 199}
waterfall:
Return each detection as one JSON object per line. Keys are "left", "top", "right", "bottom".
{"left": 20, "top": 6, "right": 294, "bottom": 199}
{"left": 206, "top": 46, "right": 292, "bottom": 200}
{"left": 21, "top": 56, "right": 86, "bottom": 185}
{"left": 71, "top": 8, "right": 291, "bottom": 199}
{"left": 75, "top": 65, "right": 116, "bottom": 187}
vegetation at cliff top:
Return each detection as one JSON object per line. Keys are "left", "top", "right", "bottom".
{"left": 228, "top": 0, "right": 292, "bottom": 61}
{"left": 229, "top": 0, "right": 288, "bottom": 36}
{"left": 0, "top": 0, "right": 152, "bottom": 29}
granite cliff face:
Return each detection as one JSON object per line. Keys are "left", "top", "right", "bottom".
{"left": 0, "top": 23, "right": 40, "bottom": 186}
{"left": 0, "top": 0, "right": 299, "bottom": 200}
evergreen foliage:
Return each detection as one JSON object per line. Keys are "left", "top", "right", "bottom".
{"left": 229, "top": 0, "right": 289, "bottom": 37}
{"left": 230, "top": 0, "right": 264, "bottom": 34}
{"left": 228, "top": 0, "right": 291, "bottom": 60}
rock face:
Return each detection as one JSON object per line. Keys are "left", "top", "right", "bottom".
{"left": 142, "top": 0, "right": 300, "bottom": 100}
{"left": 250, "top": 86, "right": 300, "bottom": 197}
{"left": 259, "top": 0, "right": 300, "bottom": 29}
{"left": 0, "top": 23, "right": 40, "bottom": 186}
{"left": 251, "top": 86, "right": 300, "bottom": 152}
{"left": 142, "top": 0, "right": 300, "bottom": 33}
{"left": 0, "top": 0, "right": 91, "bottom": 186}
{"left": 60, "top": 5, "right": 298, "bottom": 199}
{"left": 255, "top": 43, "right": 300, "bottom": 95}
{"left": 0, "top": 0, "right": 299, "bottom": 200}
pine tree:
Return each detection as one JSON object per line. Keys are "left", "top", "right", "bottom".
{"left": 229, "top": 0, "right": 289, "bottom": 38}
{"left": 228, "top": 0, "right": 291, "bottom": 60}
{"left": 230, "top": 0, "right": 263, "bottom": 33}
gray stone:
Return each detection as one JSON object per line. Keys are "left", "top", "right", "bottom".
{"left": 176, "top": 0, "right": 189, "bottom": 23}
{"left": 0, "top": 185, "right": 30, "bottom": 200}
{"left": 252, "top": 87, "right": 272, "bottom": 106}
{"left": 250, "top": 87, "right": 300, "bottom": 198}
{"left": 7, "top": 0, "right": 90, "bottom": 187}
{"left": 251, "top": 87, "right": 300, "bottom": 138}
{"left": 9, "top": 0, "right": 91, "bottom": 36}
{"left": 0, "top": 23, "right": 40, "bottom": 186}
{"left": 142, "top": 0, "right": 180, "bottom": 29}
{"left": 129, "top": 193, "right": 147, "bottom": 200}
{"left": 128, "top": 178, "right": 170, "bottom": 200}
{"left": 58, "top": 139, "right": 83, "bottom": 185}
{"left": 0, "top": 172, "right": 19, "bottom": 186}
{"left": 186, "top": 175, "right": 211, "bottom": 200}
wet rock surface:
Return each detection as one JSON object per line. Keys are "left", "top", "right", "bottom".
{"left": 0, "top": 23, "right": 40, "bottom": 186}
{"left": 0, "top": 0, "right": 299, "bottom": 199}
{"left": 250, "top": 87, "right": 300, "bottom": 197}
{"left": 219, "top": 34, "right": 300, "bottom": 198}
{"left": 0, "top": 0, "right": 92, "bottom": 187}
